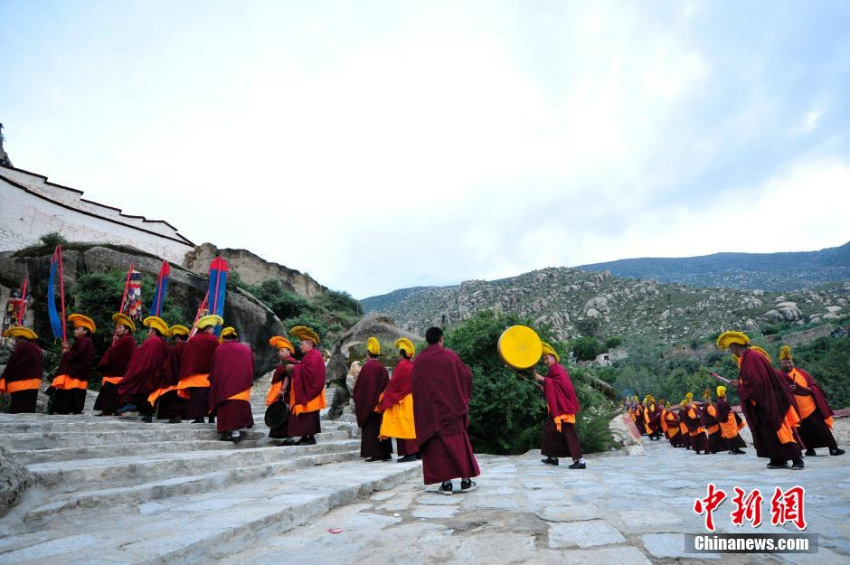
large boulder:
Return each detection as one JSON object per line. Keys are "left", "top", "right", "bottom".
{"left": 0, "top": 444, "right": 33, "bottom": 517}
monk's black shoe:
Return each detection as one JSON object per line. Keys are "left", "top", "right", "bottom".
{"left": 805, "top": 449, "right": 817, "bottom": 456}
{"left": 397, "top": 455, "right": 418, "bottom": 463}
{"left": 231, "top": 431, "right": 243, "bottom": 444}
{"left": 460, "top": 479, "right": 477, "bottom": 493}
{"left": 366, "top": 456, "right": 382, "bottom": 462}
{"left": 830, "top": 448, "right": 845, "bottom": 456}
{"left": 168, "top": 416, "right": 182, "bottom": 424}
{"left": 140, "top": 415, "right": 152, "bottom": 423}
{"left": 767, "top": 460, "right": 788, "bottom": 469}
{"left": 281, "top": 439, "right": 296, "bottom": 445}
{"left": 732, "top": 448, "right": 746, "bottom": 455}
{"left": 295, "top": 436, "right": 317, "bottom": 445}
{"left": 192, "top": 418, "right": 204, "bottom": 423}
{"left": 568, "top": 460, "right": 586, "bottom": 469}
{"left": 439, "top": 481, "right": 453, "bottom": 495}
{"left": 208, "top": 415, "right": 215, "bottom": 424}
{"left": 541, "top": 457, "right": 559, "bottom": 466}
{"left": 791, "top": 459, "right": 804, "bottom": 470}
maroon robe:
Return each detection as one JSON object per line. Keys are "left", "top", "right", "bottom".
{"left": 209, "top": 340, "right": 255, "bottom": 433}
{"left": 380, "top": 358, "right": 418, "bottom": 455}
{"left": 53, "top": 335, "right": 94, "bottom": 414}
{"left": 700, "top": 402, "right": 721, "bottom": 453}
{"left": 683, "top": 403, "right": 708, "bottom": 452}
{"left": 737, "top": 348, "right": 802, "bottom": 462}
{"left": 287, "top": 347, "right": 325, "bottom": 437}
{"left": 412, "top": 344, "right": 480, "bottom": 484}
{"left": 118, "top": 334, "right": 170, "bottom": 414}
{"left": 156, "top": 340, "right": 188, "bottom": 419}
{"left": 268, "top": 362, "right": 295, "bottom": 438}
{"left": 1, "top": 340, "right": 44, "bottom": 413}
{"left": 94, "top": 333, "right": 136, "bottom": 414}
{"left": 540, "top": 363, "right": 582, "bottom": 460}
{"left": 179, "top": 332, "right": 220, "bottom": 419}
{"left": 354, "top": 358, "right": 392, "bottom": 459}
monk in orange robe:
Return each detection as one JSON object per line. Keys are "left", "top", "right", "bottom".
{"left": 718, "top": 331, "right": 804, "bottom": 470}
{"left": 176, "top": 315, "right": 221, "bottom": 423}
{"left": 50, "top": 314, "right": 96, "bottom": 415}
{"left": 778, "top": 346, "right": 844, "bottom": 457}
{"left": 94, "top": 313, "right": 136, "bottom": 416}
{"left": 209, "top": 327, "right": 254, "bottom": 442}
{"left": 287, "top": 325, "right": 326, "bottom": 445}
{"left": 715, "top": 385, "right": 746, "bottom": 454}
{"left": 0, "top": 326, "right": 43, "bottom": 413}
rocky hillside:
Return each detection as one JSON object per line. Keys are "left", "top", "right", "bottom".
{"left": 578, "top": 240, "right": 850, "bottom": 291}
{"left": 363, "top": 267, "right": 850, "bottom": 344}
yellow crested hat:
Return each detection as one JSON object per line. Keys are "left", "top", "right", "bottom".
{"left": 367, "top": 337, "right": 381, "bottom": 355}
{"left": 143, "top": 316, "right": 169, "bottom": 336}
{"left": 290, "top": 325, "right": 320, "bottom": 345}
{"left": 644, "top": 394, "right": 655, "bottom": 403}
{"left": 269, "top": 335, "right": 295, "bottom": 352}
{"left": 394, "top": 337, "right": 415, "bottom": 357}
{"left": 750, "top": 345, "right": 772, "bottom": 363}
{"left": 111, "top": 312, "right": 136, "bottom": 332}
{"left": 198, "top": 314, "right": 224, "bottom": 330}
{"left": 221, "top": 326, "right": 238, "bottom": 339}
{"left": 685, "top": 392, "right": 693, "bottom": 401}
{"left": 779, "top": 345, "right": 792, "bottom": 361}
{"left": 716, "top": 330, "right": 749, "bottom": 350}
{"left": 703, "top": 389, "right": 712, "bottom": 399}
{"left": 717, "top": 385, "right": 727, "bottom": 397}
{"left": 3, "top": 326, "right": 37, "bottom": 340}
{"left": 169, "top": 324, "right": 190, "bottom": 337}
{"left": 541, "top": 341, "right": 560, "bottom": 362}
{"left": 68, "top": 313, "right": 96, "bottom": 333}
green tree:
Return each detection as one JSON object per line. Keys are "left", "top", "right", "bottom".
{"left": 570, "top": 336, "right": 602, "bottom": 361}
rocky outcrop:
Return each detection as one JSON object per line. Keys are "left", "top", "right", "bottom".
{"left": 183, "top": 243, "right": 326, "bottom": 298}
{"left": 0, "top": 444, "right": 33, "bottom": 517}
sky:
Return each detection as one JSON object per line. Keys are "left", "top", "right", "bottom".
{"left": 2, "top": 1, "right": 849, "bottom": 299}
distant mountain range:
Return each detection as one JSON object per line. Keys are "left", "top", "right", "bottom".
{"left": 361, "top": 241, "right": 850, "bottom": 342}
{"left": 577, "top": 241, "right": 850, "bottom": 291}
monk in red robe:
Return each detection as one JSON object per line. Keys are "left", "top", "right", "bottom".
{"left": 677, "top": 401, "right": 692, "bottom": 450}
{"left": 535, "top": 342, "right": 585, "bottom": 469}
{"left": 663, "top": 403, "right": 683, "bottom": 447}
{"left": 633, "top": 398, "right": 646, "bottom": 436}
{"left": 715, "top": 385, "right": 746, "bottom": 454}
{"left": 150, "top": 324, "right": 190, "bottom": 422}
{"left": 287, "top": 325, "right": 326, "bottom": 445}
{"left": 718, "top": 331, "right": 804, "bottom": 470}
{"left": 117, "top": 317, "right": 171, "bottom": 423}
{"left": 1, "top": 326, "right": 44, "bottom": 413}
{"left": 778, "top": 346, "right": 844, "bottom": 457}
{"left": 700, "top": 390, "right": 721, "bottom": 454}
{"left": 682, "top": 393, "right": 709, "bottom": 454}
{"left": 209, "top": 327, "right": 254, "bottom": 442}
{"left": 412, "top": 327, "right": 480, "bottom": 494}
{"left": 266, "top": 336, "right": 297, "bottom": 439}
{"left": 50, "top": 314, "right": 96, "bottom": 415}
{"left": 94, "top": 313, "right": 137, "bottom": 416}
{"left": 354, "top": 337, "right": 392, "bottom": 461}
{"left": 643, "top": 395, "right": 662, "bottom": 441}
{"left": 379, "top": 338, "right": 419, "bottom": 462}
{"left": 176, "top": 315, "right": 222, "bottom": 423}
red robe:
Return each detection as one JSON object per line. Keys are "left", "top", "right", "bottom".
{"left": 163, "top": 341, "right": 187, "bottom": 388}
{"left": 288, "top": 347, "right": 325, "bottom": 437}
{"left": 94, "top": 333, "right": 136, "bottom": 413}
{"left": 179, "top": 333, "right": 220, "bottom": 379}
{"left": 354, "top": 358, "right": 391, "bottom": 459}
{"left": 412, "top": 344, "right": 480, "bottom": 484}
{"left": 56, "top": 336, "right": 95, "bottom": 382}
{"left": 118, "top": 334, "right": 170, "bottom": 406}
{"left": 781, "top": 366, "right": 837, "bottom": 450}
{"left": 209, "top": 340, "right": 255, "bottom": 433}
{"left": 380, "top": 358, "right": 413, "bottom": 411}
{"left": 541, "top": 363, "right": 582, "bottom": 460}
{"left": 737, "top": 348, "right": 802, "bottom": 461}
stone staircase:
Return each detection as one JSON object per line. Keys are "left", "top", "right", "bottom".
{"left": 0, "top": 382, "right": 422, "bottom": 564}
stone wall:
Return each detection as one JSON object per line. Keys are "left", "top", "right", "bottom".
{"left": 0, "top": 166, "right": 194, "bottom": 264}
{"left": 183, "top": 243, "right": 326, "bottom": 298}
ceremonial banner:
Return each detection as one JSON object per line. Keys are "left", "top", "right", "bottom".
{"left": 47, "top": 246, "right": 66, "bottom": 340}
{"left": 149, "top": 261, "right": 171, "bottom": 317}
{"left": 208, "top": 257, "right": 228, "bottom": 336}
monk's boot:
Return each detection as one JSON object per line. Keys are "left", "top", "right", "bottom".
{"left": 830, "top": 448, "right": 845, "bottom": 456}
{"left": 208, "top": 415, "right": 216, "bottom": 424}
{"left": 230, "top": 430, "right": 243, "bottom": 444}
{"left": 541, "top": 456, "right": 559, "bottom": 466}
{"left": 805, "top": 448, "right": 817, "bottom": 457}
{"left": 460, "top": 479, "right": 477, "bottom": 493}
{"left": 296, "top": 435, "right": 317, "bottom": 446}
{"left": 439, "top": 481, "right": 454, "bottom": 495}
{"left": 568, "top": 459, "right": 586, "bottom": 470}
{"left": 732, "top": 448, "right": 746, "bottom": 455}
{"left": 767, "top": 459, "right": 788, "bottom": 469}
{"left": 791, "top": 459, "right": 805, "bottom": 470}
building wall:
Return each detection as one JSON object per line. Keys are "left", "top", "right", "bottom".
{"left": 0, "top": 167, "right": 193, "bottom": 264}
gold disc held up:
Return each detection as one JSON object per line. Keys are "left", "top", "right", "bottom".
{"left": 497, "top": 325, "right": 543, "bottom": 370}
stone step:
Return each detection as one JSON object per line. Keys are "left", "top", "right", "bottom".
{"left": 1, "top": 460, "right": 422, "bottom": 564}
{"left": 28, "top": 440, "right": 362, "bottom": 492}
{"left": 8, "top": 428, "right": 351, "bottom": 458}
{"left": 24, "top": 449, "right": 363, "bottom": 525}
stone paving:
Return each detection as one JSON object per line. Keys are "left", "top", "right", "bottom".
{"left": 219, "top": 439, "right": 850, "bottom": 565}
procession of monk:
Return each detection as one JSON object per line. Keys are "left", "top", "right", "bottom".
{"left": 1, "top": 310, "right": 845, "bottom": 496}
{"left": 626, "top": 330, "right": 844, "bottom": 470}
